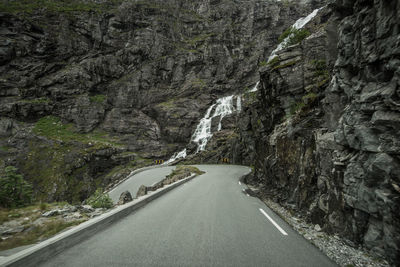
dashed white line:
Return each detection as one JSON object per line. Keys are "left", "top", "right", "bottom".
{"left": 259, "top": 208, "right": 288, "bottom": 236}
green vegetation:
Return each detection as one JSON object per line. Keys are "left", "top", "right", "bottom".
{"left": 168, "top": 165, "right": 205, "bottom": 178}
{"left": 89, "top": 94, "right": 107, "bottom": 104}
{"left": 259, "top": 60, "right": 268, "bottom": 67}
{"left": 0, "top": 218, "right": 83, "bottom": 251}
{"left": 272, "top": 60, "right": 299, "bottom": 70}
{"left": 278, "top": 27, "right": 310, "bottom": 47}
{"left": 0, "top": 166, "right": 33, "bottom": 208}
{"left": 289, "top": 101, "right": 306, "bottom": 116}
{"left": 86, "top": 188, "right": 113, "bottom": 209}
{"left": 311, "top": 59, "right": 330, "bottom": 88}
{"left": 268, "top": 56, "right": 280, "bottom": 67}
{"left": 278, "top": 27, "right": 294, "bottom": 43}
{"left": 157, "top": 98, "right": 177, "bottom": 109}
{"left": 0, "top": 0, "right": 122, "bottom": 14}
{"left": 33, "top": 115, "right": 120, "bottom": 146}
{"left": 20, "top": 97, "right": 50, "bottom": 104}
{"left": 191, "top": 78, "right": 207, "bottom": 90}
{"left": 184, "top": 33, "right": 215, "bottom": 46}
{"left": 302, "top": 92, "right": 317, "bottom": 103}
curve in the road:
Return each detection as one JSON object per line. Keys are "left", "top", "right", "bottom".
{"left": 108, "top": 166, "right": 176, "bottom": 203}
{"left": 41, "top": 165, "right": 336, "bottom": 267}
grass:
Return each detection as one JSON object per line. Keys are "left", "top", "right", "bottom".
{"left": 0, "top": 219, "right": 84, "bottom": 251}
{"left": 89, "top": 94, "right": 107, "bottom": 104}
{"left": 268, "top": 56, "right": 280, "bottom": 67}
{"left": 0, "top": 0, "right": 122, "bottom": 14}
{"left": 20, "top": 97, "right": 50, "bottom": 104}
{"left": 278, "top": 27, "right": 310, "bottom": 47}
{"left": 0, "top": 203, "right": 66, "bottom": 224}
{"left": 272, "top": 60, "right": 299, "bottom": 70}
{"left": 259, "top": 60, "right": 268, "bottom": 67}
{"left": 32, "top": 115, "right": 120, "bottom": 146}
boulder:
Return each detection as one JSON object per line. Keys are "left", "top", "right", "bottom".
{"left": 117, "top": 191, "right": 133, "bottom": 205}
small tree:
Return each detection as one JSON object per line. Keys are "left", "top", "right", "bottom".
{"left": 0, "top": 166, "right": 33, "bottom": 208}
{"left": 86, "top": 188, "right": 113, "bottom": 209}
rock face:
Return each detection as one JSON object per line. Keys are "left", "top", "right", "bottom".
{"left": 0, "top": 0, "right": 319, "bottom": 203}
{"left": 214, "top": 0, "right": 399, "bottom": 263}
{"left": 117, "top": 191, "right": 133, "bottom": 205}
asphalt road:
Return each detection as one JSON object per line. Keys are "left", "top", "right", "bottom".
{"left": 41, "top": 165, "right": 336, "bottom": 267}
{"left": 108, "top": 166, "right": 176, "bottom": 203}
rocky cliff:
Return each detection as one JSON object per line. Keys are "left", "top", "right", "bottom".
{"left": 219, "top": 0, "right": 399, "bottom": 263}
{"left": 0, "top": 0, "right": 319, "bottom": 202}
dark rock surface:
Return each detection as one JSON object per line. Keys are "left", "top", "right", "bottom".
{"left": 209, "top": 0, "right": 400, "bottom": 264}
{"left": 0, "top": 0, "right": 319, "bottom": 203}
{"left": 117, "top": 190, "right": 133, "bottom": 205}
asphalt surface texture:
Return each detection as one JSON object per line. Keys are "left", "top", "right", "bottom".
{"left": 40, "top": 165, "right": 336, "bottom": 267}
{"left": 108, "top": 166, "right": 175, "bottom": 203}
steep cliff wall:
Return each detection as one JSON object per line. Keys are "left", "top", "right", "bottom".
{"left": 0, "top": 0, "right": 319, "bottom": 202}
{"left": 232, "top": 0, "right": 399, "bottom": 263}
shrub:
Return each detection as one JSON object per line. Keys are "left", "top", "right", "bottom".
{"left": 286, "top": 28, "right": 310, "bottom": 46}
{"left": 86, "top": 188, "right": 113, "bottom": 209}
{"left": 0, "top": 166, "right": 33, "bottom": 208}
{"left": 268, "top": 56, "right": 280, "bottom": 67}
{"left": 89, "top": 94, "right": 107, "bottom": 104}
{"left": 259, "top": 60, "right": 267, "bottom": 67}
{"left": 278, "top": 27, "right": 310, "bottom": 47}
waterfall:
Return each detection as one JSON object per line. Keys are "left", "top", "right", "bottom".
{"left": 236, "top": 95, "right": 242, "bottom": 112}
{"left": 191, "top": 104, "right": 216, "bottom": 152}
{"left": 166, "top": 148, "right": 187, "bottom": 164}
{"left": 166, "top": 94, "right": 241, "bottom": 163}
{"left": 268, "top": 7, "right": 324, "bottom": 62}
{"left": 191, "top": 95, "right": 237, "bottom": 152}
{"left": 249, "top": 81, "right": 259, "bottom": 92}
{"left": 165, "top": 7, "right": 324, "bottom": 164}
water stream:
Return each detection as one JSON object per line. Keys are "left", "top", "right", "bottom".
{"left": 166, "top": 7, "right": 323, "bottom": 164}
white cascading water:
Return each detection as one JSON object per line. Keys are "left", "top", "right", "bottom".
{"left": 249, "top": 81, "right": 259, "bottom": 92}
{"left": 268, "top": 7, "right": 324, "bottom": 62}
{"left": 236, "top": 95, "right": 241, "bottom": 112}
{"left": 166, "top": 7, "right": 323, "bottom": 164}
{"left": 191, "top": 104, "right": 216, "bottom": 152}
{"left": 166, "top": 148, "right": 187, "bottom": 164}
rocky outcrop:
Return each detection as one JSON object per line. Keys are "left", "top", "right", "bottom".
{"left": 0, "top": 0, "right": 319, "bottom": 202}
{"left": 117, "top": 191, "right": 133, "bottom": 205}
{"left": 225, "top": 0, "right": 400, "bottom": 263}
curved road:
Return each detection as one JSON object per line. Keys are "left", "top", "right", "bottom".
{"left": 41, "top": 165, "right": 336, "bottom": 266}
{"left": 108, "top": 166, "right": 176, "bottom": 203}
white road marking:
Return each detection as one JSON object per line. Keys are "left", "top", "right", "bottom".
{"left": 259, "top": 208, "right": 288, "bottom": 236}
{"left": 238, "top": 181, "right": 241, "bottom": 185}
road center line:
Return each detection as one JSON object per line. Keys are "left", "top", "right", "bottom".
{"left": 259, "top": 208, "right": 288, "bottom": 236}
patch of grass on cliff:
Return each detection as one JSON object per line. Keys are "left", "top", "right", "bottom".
{"left": 278, "top": 27, "right": 310, "bottom": 47}
{"left": 0, "top": 0, "right": 122, "bottom": 14}
{"left": 33, "top": 116, "right": 120, "bottom": 147}
{"left": 184, "top": 33, "right": 215, "bottom": 46}
{"left": 89, "top": 94, "right": 107, "bottom": 104}
{"left": 20, "top": 97, "right": 50, "bottom": 104}
{"left": 0, "top": 219, "right": 84, "bottom": 251}
{"left": 259, "top": 60, "right": 268, "bottom": 67}
{"left": 272, "top": 60, "right": 299, "bottom": 70}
